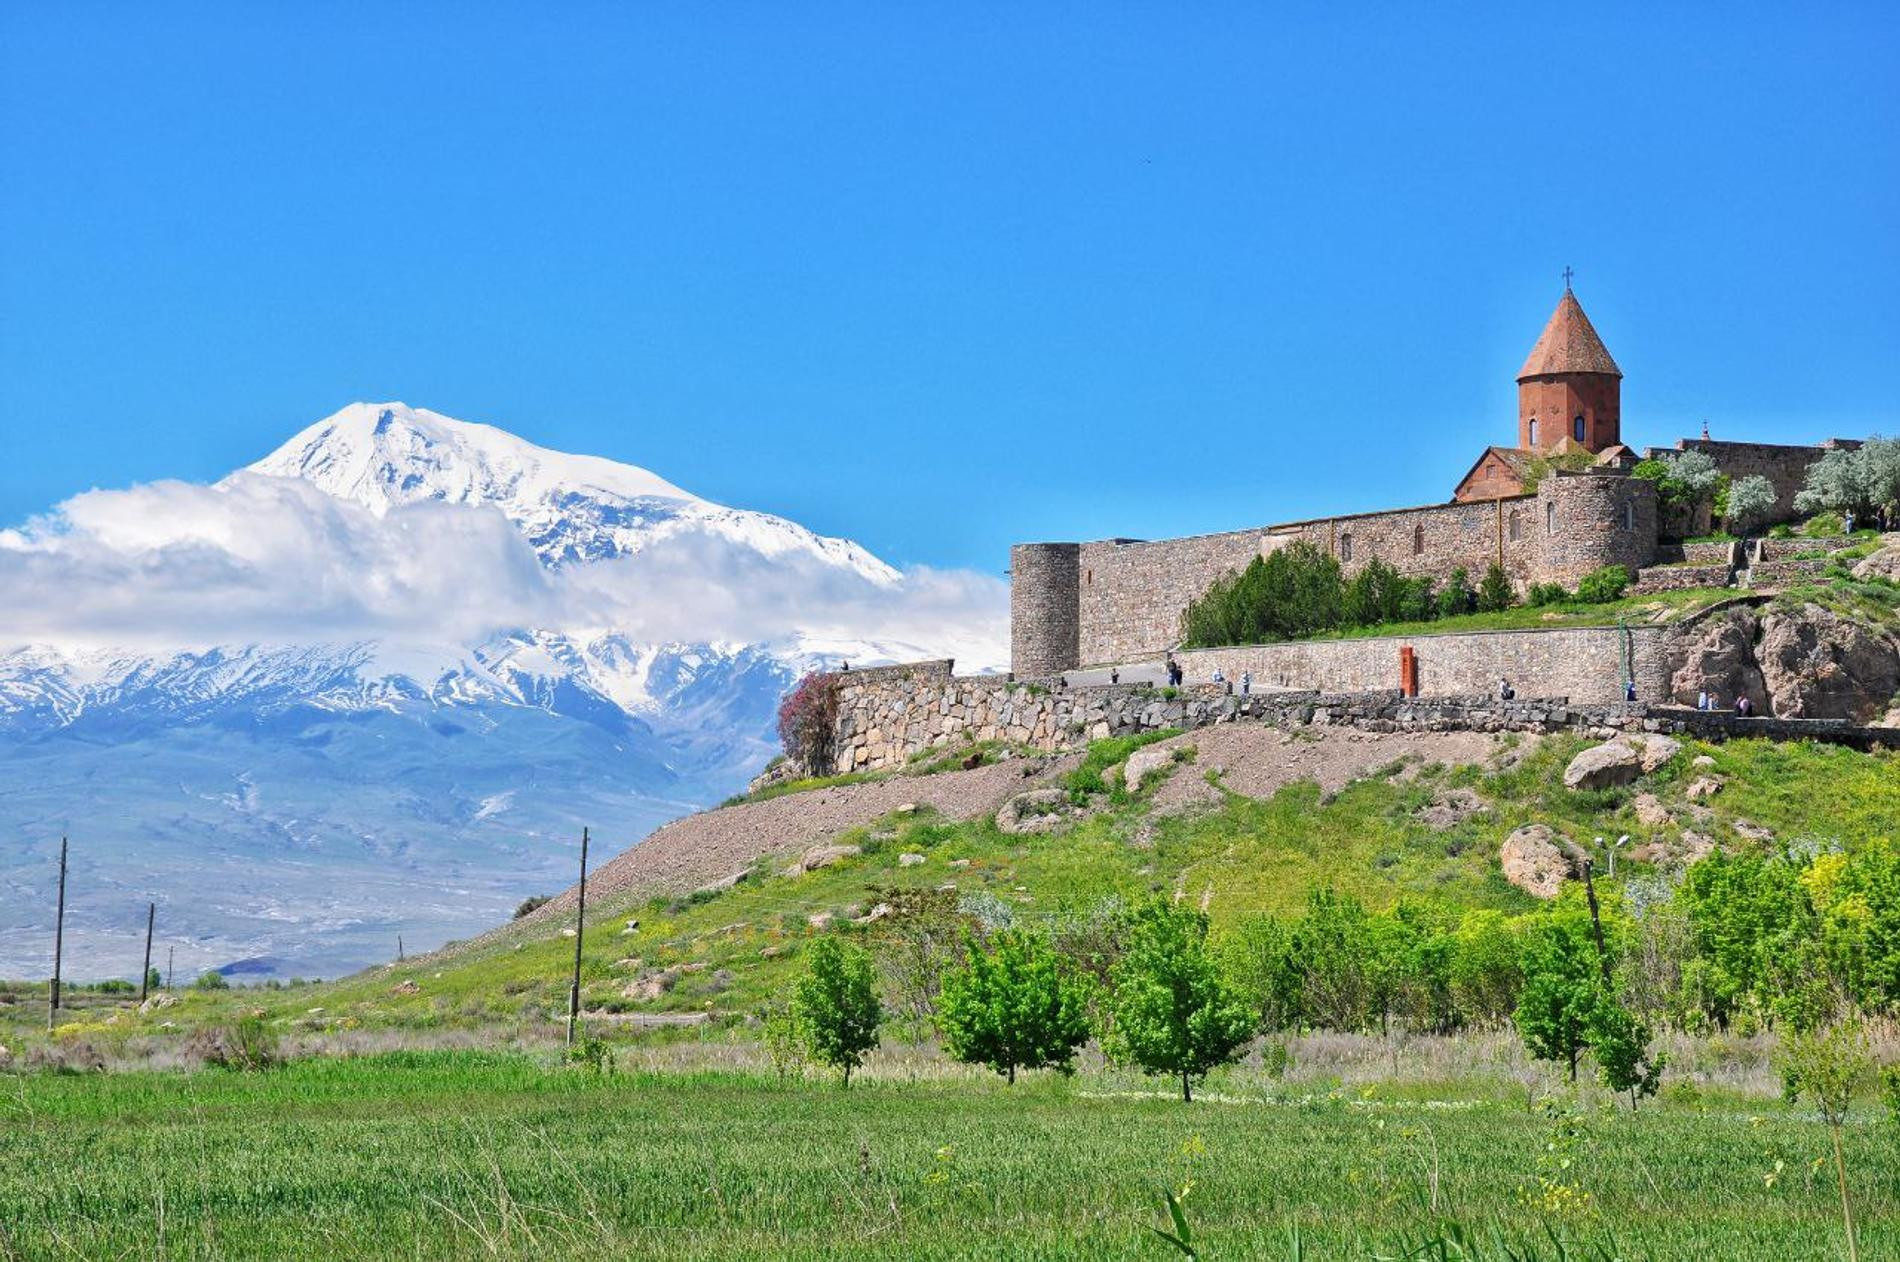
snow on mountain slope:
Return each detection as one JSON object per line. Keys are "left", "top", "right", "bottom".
{"left": 243, "top": 402, "right": 900, "bottom": 581}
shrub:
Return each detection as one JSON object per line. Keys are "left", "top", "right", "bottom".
{"left": 193, "top": 970, "right": 230, "bottom": 991}
{"left": 777, "top": 671, "right": 841, "bottom": 774}
{"left": 1475, "top": 562, "right": 1516, "bottom": 613}
{"left": 1179, "top": 541, "right": 1343, "bottom": 647}
{"left": 1436, "top": 567, "right": 1474, "bottom": 618}
{"left": 1575, "top": 564, "right": 1630, "bottom": 604}
{"left": 1801, "top": 512, "right": 1844, "bottom": 538}
{"left": 1526, "top": 582, "right": 1571, "bottom": 607}
{"left": 513, "top": 894, "right": 550, "bottom": 919}
{"left": 185, "top": 1015, "right": 280, "bottom": 1071}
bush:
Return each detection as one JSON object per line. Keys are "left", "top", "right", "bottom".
{"left": 513, "top": 895, "right": 550, "bottom": 919}
{"left": 1801, "top": 512, "right": 1844, "bottom": 538}
{"left": 1726, "top": 474, "right": 1778, "bottom": 536}
{"left": 1436, "top": 567, "right": 1474, "bottom": 618}
{"left": 1475, "top": 563, "right": 1515, "bottom": 613}
{"left": 793, "top": 936, "right": 881, "bottom": 1087}
{"left": 185, "top": 1015, "right": 280, "bottom": 1071}
{"left": 940, "top": 929, "right": 1093, "bottom": 1083}
{"left": 1575, "top": 564, "right": 1630, "bottom": 604}
{"left": 1526, "top": 582, "right": 1571, "bottom": 607}
{"left": 777, "top": 671, "right": 841, "bottom": 773}
{"left": 1179, "top": 541, "right": 1342, "bottom": 647}
{"left": 193, "top": 970, "right": 230, "bottom": 991}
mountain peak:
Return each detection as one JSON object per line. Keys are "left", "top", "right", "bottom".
{"left": 242, "top": 402, "right": 700, "bottom": 516}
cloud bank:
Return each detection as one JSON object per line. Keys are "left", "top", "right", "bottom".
{"left": 0, "top": 473, "right": 1010, "bottom": 668}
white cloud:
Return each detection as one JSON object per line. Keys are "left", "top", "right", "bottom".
{"left": 0, "top": 473, "right": 1010, "bottom": 670}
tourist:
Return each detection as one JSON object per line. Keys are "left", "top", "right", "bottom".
{"left": 1625, "top": 678, "right": 1638, "bottom": 703}
{"left": 1498, "top": 677, "right": 1515, "bottom": 701}
{"left": 1845, "top": 509, "right": 1856, "bottom": 534}
{"left": 1240, "top": 671, "right": 1252, "bottom": 696}
{"left": 1211, "top": 667, "right": 1226, "bottom": 693}
{"left": 1736, "top": 694, "right": 1753, "bottom": 717}
{"left": 1109, "top": 667, "right": 1120, "bottom": 685}
{"left": 1696, "top": 690, "right": 1711, "bottom": 711}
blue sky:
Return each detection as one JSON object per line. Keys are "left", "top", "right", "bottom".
{"left": 2, "top": 3, "right": 1895, "bottom": 575}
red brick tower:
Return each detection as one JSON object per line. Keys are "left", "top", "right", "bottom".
{"left": 1516, "top": 288, "right": 1621, "bottom": 453}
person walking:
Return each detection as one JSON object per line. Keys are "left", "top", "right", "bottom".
{"left": 1696, "top": 690, "right": 1711, "bottom": 712}
{"left": 1736, "top": 694, "right": 1753, "bottom": 716}
{"left": 1240, "top": 670, "right": 1252, "bottom": 697}
{"left": 1624, "top": 678, "right": 1638, "bottom": 703}
{"left": 1211, "top": 666, "right": 1226, "bottom": 694}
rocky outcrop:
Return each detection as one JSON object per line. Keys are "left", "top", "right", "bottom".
{"left": 1668, "top": 604, "right": 1899, "bottom": 722}
{"left": 1755, "top": 604, "right": 1900, "bottom": 722}
{"left": 1123, "top": 746, "right": 1177, "bottom": 792}
{"left": 1851, "top": 537, "right": 1900, "bottom": 583}
{"left": 1563, "top": 741, "right": 1643, "bottom": 791}
{"left": 995, "top": 789, "right": 1076, "bottom": 835}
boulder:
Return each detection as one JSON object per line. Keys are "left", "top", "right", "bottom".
{"left": 1628, "top": 734, "right": 1681, "bottom": 773}
{"left": 1850, "top": 539, "right": 1900, "bottom": 584}
{"left": 995, "top": 789, "right": 1073, "bottom": 835}
{"left": 1685, "top": 775, "right": 1724, "bottom": 801}
{"left": 806, "top": 912, "right": 834, "bottom": 930}
{"left": 1563, "top": 741, "right": 1643, "bottom": 791}
{"left": 1499, "top": 824, "right": 1576, "bottom": 899}
{"left": 1679, "top": 830, "right": 1717, "bottom": 863}
{"left": 1123, "top": 746, "right": 1176, "bottom": 792}
{"left": 1632, "top": 793, "right": 1672, "bottom": 827}
{"left": 1692, "top": 755, "right": 1717, "bottom": 768}
{"left": 138, "top": 992, "right": 179, "bottom": 1014}
{"left": 391, "top": 979, "right": 420, "bottom": 995}
{"left": 791, "top": 843, "right": 861, "bottom": 874}
{"left": 695, "top": 869, "right": 749, "bottom": 896}
{"left": 853, "top": 903, "right": 893, "bottom": 926}
{"left": 1414, "top": 789, "right": 1489, "bottom": 831}
{"left": 898, "top": 852, "right": 926, "bottom": 867}
{"left": 1756, "top": 604, "right": 1900, "bottom": 722}
{"left": 1732, "top": 819, "right": 1775, "bottom": 843}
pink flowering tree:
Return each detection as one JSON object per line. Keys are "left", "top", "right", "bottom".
{"left": 777, "top": 671, "right": 840, "bottom": 774}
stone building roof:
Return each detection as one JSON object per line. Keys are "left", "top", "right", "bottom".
{"left": 1517, "top": 291, "right": 1621, "bottom": 380}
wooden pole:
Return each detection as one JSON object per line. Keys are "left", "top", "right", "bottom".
{"left": 566, "top": 826, "right": 590, "bottom": 1048}
{"left": 398, "top": 935, "right": 404, "bottom": 962}
{"left": 1579, "top": 858, "right": 1614, "bottom": 987}
{"left": 139, "top": 902, "right": 155, "bottom": 1001}
{"left": 49, "top": 837, "right": 68, "bottom": 1031}
{"left": 166, "top": 945, "right": 174, "bottom": 991}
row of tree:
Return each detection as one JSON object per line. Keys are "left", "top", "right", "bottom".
{"left": 1178, "top": 540, "right": 1628, "bottom": 649}
{"left": 780, "top": 838, "right": 1900, "bottom": 1102}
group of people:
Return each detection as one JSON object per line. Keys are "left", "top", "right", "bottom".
{"left": 1156, "top": 655, "right": 1252, "bottom": 695}
{"left": 1694, "top": 689, "right": 1755, "bottom": 715}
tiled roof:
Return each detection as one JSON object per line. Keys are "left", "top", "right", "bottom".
{"left": 1517, "top": 291, "right": 1621, "bottom": 379}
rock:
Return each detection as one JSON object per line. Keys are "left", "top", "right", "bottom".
{"left": 1627, "top": 841, "right": 1670, "bottom": 864}
{"left": 1685, "top": 775, "right": 1724, "bottom": 801}
{"left": 1756, "top": 603, "right": 1900, "bottom": 722}
{"left": 561, "top": 928, "right": 577, "bottom": 938}
{"left": 1123, "top": 746, "right": 1176, "bottom": 792}
{"left": 1632, "top": 793, "right": 1672, "bottom": 827}
{"left": 1692, "top": 755, "right": 1717, "bottom": 768}
{"left": 947, "top": 858, "right": 971, "bottom": 869}
{"left": 1414, "top": 789, "right": 1489, "bottom": 831}
{"left": 995, "top": 788, "right": 1073, "bottom": 835}
{"left": 696, "top": 870, "right": 750, "bottom": 896}
{"left": 1679, "top": 830, "right": 1717, "bottom": 863}
{"left": 1732, "top": 819, "right": 1775, "bottom": 843}
{"left": 1499, "top": 824, "right": 1576, "bottom": 899}
{"left": 853, "top": 903, "right": 893, "bottom": 926}
{"left": 1669, "top": 610, "right": 1769, "bottom": 713}
{"left": 138, "top": 992, "right": 178, "bottom": 1014}
{"left": 791, "top": 843, "right": 861, "bottom": 874}
{"left": 1627, "top": 734, "right": 1681, "bottom": 773}
{"left": 1851, "top": 540, "right": 1900, "bottom": 583}
{"left": 898, "top": 852, "right": 926, "bottom": 867}
{"left": 392, "top": 979, "right": 420, "bottom": 995}
{"left": 760, "top": 945, "right": 786, "bottom": 959}
{"left": 807, "top": 912, "right": 835, "bottom": 930}
{"left": 895, "top": 803, "right": 918, "bottom": 815}
{"left": 612, "top": 957, "right": 643, "bottom": 970}
{"left": 1563, "top": 741, "right": 1643, "bottom": 791}
{"left": 623, "top": 967, "right": 681, "bottom": 1002}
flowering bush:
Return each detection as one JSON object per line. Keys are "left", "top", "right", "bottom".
{"left": 777, "top": 671, "right": 840, "bottom": 774}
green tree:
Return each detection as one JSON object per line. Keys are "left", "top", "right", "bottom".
{"left": 144, "top": 966, "right": 162, "bottom": 992}
{"left": 939, "top": 929, "right": 1093, "bottom": 1084}
{"left": 1218, "top": 913, "right": 1303, "bottom": 1033}
{"left": 1291, "top": 887, "right": 1373, "bottom": 1031}
{"left": 1343, "top": 558, "right": 1409, "bottom": 628}
{"left": 1450, "top": 909, "right": 1523, "bottom": 1028}
{"left": 1587, "top": 993, "right": 1665, "bottom": 1105}
{"left": 793, "top": 936, "right": 882, "bottom": 1087}
{"left": 1779, "top": 1021, "right": 1876, "bottom": 1262}
{"left": 1674, "top": 851, "right": 1815, "bottom": 1028}
{"left": 1179, "top": 541, "right": 1345, "bottom": 647}
{"left": 1106, "top": 900, "right": 1255, "bottom": 1101}
{"left": 1514, "top": 895, "right": 1603, "bottom": 1081}
{"left": 1436, "top": 567, "right": 1474, "bottom": 619}
{"left": 1475, "top": 562, "right": 1515, "bottom": 613}
{"left": 193, "top": 969, "right": 230, "bottom": 991}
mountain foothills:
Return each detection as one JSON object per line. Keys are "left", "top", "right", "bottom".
{"left": 0, "top": 404, "right": 1005, "bottom": 980}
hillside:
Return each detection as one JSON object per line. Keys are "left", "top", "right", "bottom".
{"left": 14, "top": 718, "right": 1895, "bottom": 1054}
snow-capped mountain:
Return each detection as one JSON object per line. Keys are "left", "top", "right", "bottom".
{"left": 0, "top": 404, "right": 1003, "bottom": 980}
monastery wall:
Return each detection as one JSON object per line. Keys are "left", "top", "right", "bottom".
{"left": 1653, "top": 438, "right": 1854, "bottom": 525}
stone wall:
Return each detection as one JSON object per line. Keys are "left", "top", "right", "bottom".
{"left": 1749, "top": 558, "right": 1832, "bottom": 586}
{"left": 824, "top": 663, "right": 1896, "bottom": 775}
{"left": 1630, "top": 563, "right": 1734, "bottom": 594}
{"left": 1650, "top": 438, "right": 1856, "bottom": 525}
{"left": 1172, "top": 622, "right": 1671, "bottom": 705}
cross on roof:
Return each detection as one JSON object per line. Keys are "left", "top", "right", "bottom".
{"left": 1563, "top": 265, "right": 1574, "bottom": 291}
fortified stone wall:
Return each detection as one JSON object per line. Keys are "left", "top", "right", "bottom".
{"left": 1072, "top": 494, "right": 1543, "bottom": 668}
{"left": 824, "top": 661, "right": 1894, "bottom": 776}
{"left": 1651, "top": 438, "right": 1855, "bottom": 525}
{"left": 1171, "top": 622, "right": 1673, "bottom": 706}
{"left": 1009, "top": 544, "right": 1081, "bottom": 679}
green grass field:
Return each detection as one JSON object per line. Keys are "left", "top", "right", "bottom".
{"left": 2, "top": 1050, "right": 1895, "bottom": 1260}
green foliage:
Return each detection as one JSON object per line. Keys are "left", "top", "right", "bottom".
{"left": 1514, "top": 893, "right": 1606, "bottom": 1081}
{"left": 1343, "top": 558, "right": 1413, "bottom": 628}
{"left": 759, "top": 999, "right": 808, "bottom": 1079}
{"left": 1105, "top": 900, "right": 1255, "bottom": 1100}
{"left": 145, "top": 966, "right": 162, "bottom": 992}
{"left": 1178, "top": 541, "right": 1342, "bottom": 647}
{"left": 1795, "top": 435, "right": 1900, "bottom": 520}
{"left": 792, "top": 936, "right": 881, "bottom": 1086}
{"left": 1575, "top": 564, "right": 1631, "bottom": 604}
{"left": 193, "top": 969, "right": 230, "bottom": 991}
{"left": 1525, "top": 581, "right": 1571, "bottom": 607}
{"left": 1636, "top": 450, "right": 1727, "bottom": 508}
{"left": 938, "top": 928, "right": 1093, "bottom": 1083}
{"left": 1475, "top": 562, "right": 1516, "bottom": 614}
{"left": 184, "top": 1015, "right": 280, "bottom": 1071}
{"left": 1067, "top": 729, "right": 1179, "bottom": 803}
{"left": 1726, "top": 474, "right": 1778, "bottom": 535}
{"left": 1587, "top": 993, "right": 1665, "bottom": 1102}
{"left": 1436, "top": 567, "right": 1474, "bottom": 619}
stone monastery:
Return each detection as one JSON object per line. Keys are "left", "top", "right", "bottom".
{"left": 1009, "top": 288, "right": 1858, "bottom": 679}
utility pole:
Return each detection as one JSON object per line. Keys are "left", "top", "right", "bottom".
{"left": 398, "top": 935, "right": 404, "bottom": 962}
{"left": 49, "top": 837, "right": 68, "bottom": 1031}
{"left": 566, "top": 826, "right": 590, "bottom": 1048}
{"left": 139, "top": 902, "right": 156, "bottom": 1002}
{"left": 166, "top": 946, "right": 175, "bottom": 991}
{"left": 1578, "top": 857, "right": 1614, "bottom": 987}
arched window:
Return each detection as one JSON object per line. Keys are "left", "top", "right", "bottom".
{"left": 1412, "top": 524, "right": 1425, "bottom": 555}
{"left": 1546, "top": 502, "right": 1557, "bottom": 535}
{"left": 1339, "top": 532, "right": 1353, "bottom": 562}
{"left": 1573, "top": 415, "right": 1586, "bottom": 442}
{"left": 1508, "top": 509, "right": 1521, "bottom": 542}
{"left": 1528, "top": 417, "right": 1538, "bottom": 445}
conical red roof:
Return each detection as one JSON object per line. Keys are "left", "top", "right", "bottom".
{"left": 1517, "top": 291, "right": 1621, "bottom": 379}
